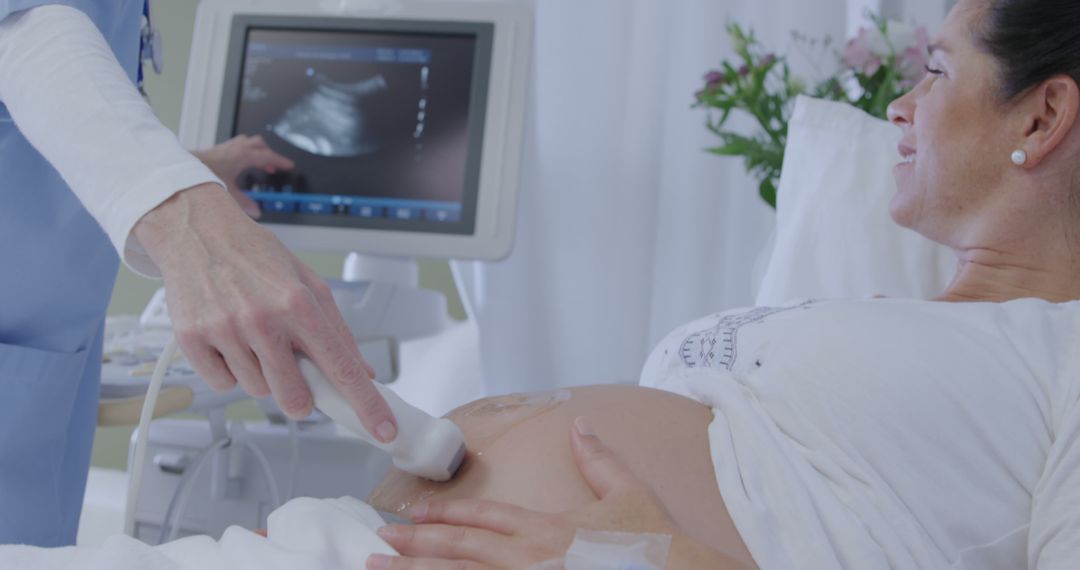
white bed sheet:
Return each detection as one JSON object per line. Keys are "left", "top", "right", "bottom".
{"left": 6, "top": 496, "right": 396, "bottom": 569}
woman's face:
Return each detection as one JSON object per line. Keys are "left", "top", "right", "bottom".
{"left": 886, "top": 0, "right": 1015, "bottom": 246}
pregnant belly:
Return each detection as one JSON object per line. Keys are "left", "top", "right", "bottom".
{"left": 367, "top": 384, "right": 757, "bottom": 567}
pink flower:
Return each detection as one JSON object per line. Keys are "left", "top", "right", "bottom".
{"left": 843, "top": 29, "right": 883, "bottom": 76}
{"left": 845, "top": 22, "right": 930, "bottom": 82}
{"left": 899, "top": 27, "right": 931, "bottom": 87}
{"left": 704, "top": 70, "right": 726, "bottom": 90}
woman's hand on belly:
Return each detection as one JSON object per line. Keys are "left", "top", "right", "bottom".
{"left": 368, "top": 418, "right": 747, "bottom": 570}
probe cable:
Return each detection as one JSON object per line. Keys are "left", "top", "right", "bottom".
{"left": 124, "top": 336, "right": 178, "bottom": 537}
{"left": 124, "top": 337, "right": 287, "bottom": 542}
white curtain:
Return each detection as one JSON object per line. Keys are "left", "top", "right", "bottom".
{"left": 462, "top": 0, "right": 944, "bottom": 395}
{"left": 851, "top": 0, "right": 951, "bottom": 36}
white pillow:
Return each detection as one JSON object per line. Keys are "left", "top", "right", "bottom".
{"left": 755, "top": 96, "right": 955, "bottom": 305}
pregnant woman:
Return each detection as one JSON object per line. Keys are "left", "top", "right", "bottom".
{"left": 366, "top": 0, "right": 1080, "bottom": 568}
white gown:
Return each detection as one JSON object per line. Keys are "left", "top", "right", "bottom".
{"left": 642, "top": 297, "right": 1080, "bottom": 570}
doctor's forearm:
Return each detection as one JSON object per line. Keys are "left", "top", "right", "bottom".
{"left": 131, "top": 183, "right": 243, "bottom": 266}
{"left": 0, "top": 5, "right": 222, "bottom": 276}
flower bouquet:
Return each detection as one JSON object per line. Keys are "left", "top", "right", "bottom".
{"left": 695, "top": 15, "right": 930, "bottom": 208}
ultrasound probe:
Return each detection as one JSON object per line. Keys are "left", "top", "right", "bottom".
{"left": 298, "top": 357, "right": 467, "bottom": 482}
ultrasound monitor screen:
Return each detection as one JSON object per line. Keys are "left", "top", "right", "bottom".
{"left": 219, "top": 17, "right": 494, "bottom": 234}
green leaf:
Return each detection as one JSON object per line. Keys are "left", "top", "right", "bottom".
{"left": 759, "top": 177, "right": 778, "bottom": 209}
{"left": 707, "top": 133, "right": 755, "bottom": 156}
{"left": 867, "top": 67, "right": 900, "bottom": 119}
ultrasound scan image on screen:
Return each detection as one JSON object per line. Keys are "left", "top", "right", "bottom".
{"left": 226, "top": 22, "right": 490, "bottom": 234}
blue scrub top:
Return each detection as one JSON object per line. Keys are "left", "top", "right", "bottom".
{"left": 0, "top": 0, "right": 143, "bottom": 546}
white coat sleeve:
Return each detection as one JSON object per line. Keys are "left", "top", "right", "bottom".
{"left": 0, "top": 5, "right": 224, "bottom": 277}
{"left": 0, "top": 497, "right": 397, "bottom": 570}
{"left": 1029, "top": 396, "right": 1080, "bottom": 569}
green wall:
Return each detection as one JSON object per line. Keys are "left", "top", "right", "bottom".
{"left": 94, "top": 0, "right": 463, "bottom": 470}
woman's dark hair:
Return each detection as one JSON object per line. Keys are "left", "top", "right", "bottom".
{"left": 975, "top": 0, "right": 1080, "bottom": 102}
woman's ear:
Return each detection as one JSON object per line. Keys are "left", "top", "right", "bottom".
{"left": 1018, "top": 75, "right": 1080, "bottom": 168}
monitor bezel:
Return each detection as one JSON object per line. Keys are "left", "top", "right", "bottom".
{"left": 217, "top": 15, "right": 495, "bottom": 237}
{"left": 178, "top": 0, "right": 530, "bottom": 261}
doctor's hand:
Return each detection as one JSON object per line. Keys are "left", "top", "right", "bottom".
{"left": 132, "top": 183, "right": 398, "bottom": 441}
{"left": 192, "top": 134, "right": 295, "bottom": 219}
{"left": 369, "top": 418, "right": 743, "bottom": 570}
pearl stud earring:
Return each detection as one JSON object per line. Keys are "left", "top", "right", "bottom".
{"left": 1011, "top": 149, "right": 1027, "bottom": 166}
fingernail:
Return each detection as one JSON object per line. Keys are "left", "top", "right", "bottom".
{"left": 367, "top": 553, "right": 391, "bottom": 569}
{"left": 574, "top": 416, "right": 595, "bottom": 436}
{"left": 376, "top": 420, "right": 397, "bottom": 443}
{"left": 376, "top": 525, "right": 396, "bottom": 540}
{"left": 409, "top": 503, "right": 428, "bottom": 522}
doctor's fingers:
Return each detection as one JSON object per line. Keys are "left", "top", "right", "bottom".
{"left": 175, "top": 333, "right": 238, "bottom": 392}
{"left": 248, "top": 331, "right": 314, "bottom": 420}
{"left": 228, "top": 187, "right": 262, "bottom": 219}
{"left": 291, "top": 313, "right": 393, "bottom": 437}
{"left": 288, "top": 282, "right": 394, "bottom": 441}
{"left": 244, "top": 135, "right": 294, "bottom": 172}
{"left": 299, "top": 264, "right": 377, "bottom": 380}
{"left": 216, "top": 341, "right": 272, "bottom": 400}
{"left": 249, "top": 146, "right": 294, "bottom": 173}
{"left": 183, "top": 321, "right": 273, "bottom": 399}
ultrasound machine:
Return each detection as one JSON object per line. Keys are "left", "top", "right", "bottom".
{"left": 99, "top": 0, "right": 531, "bottom": 544}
